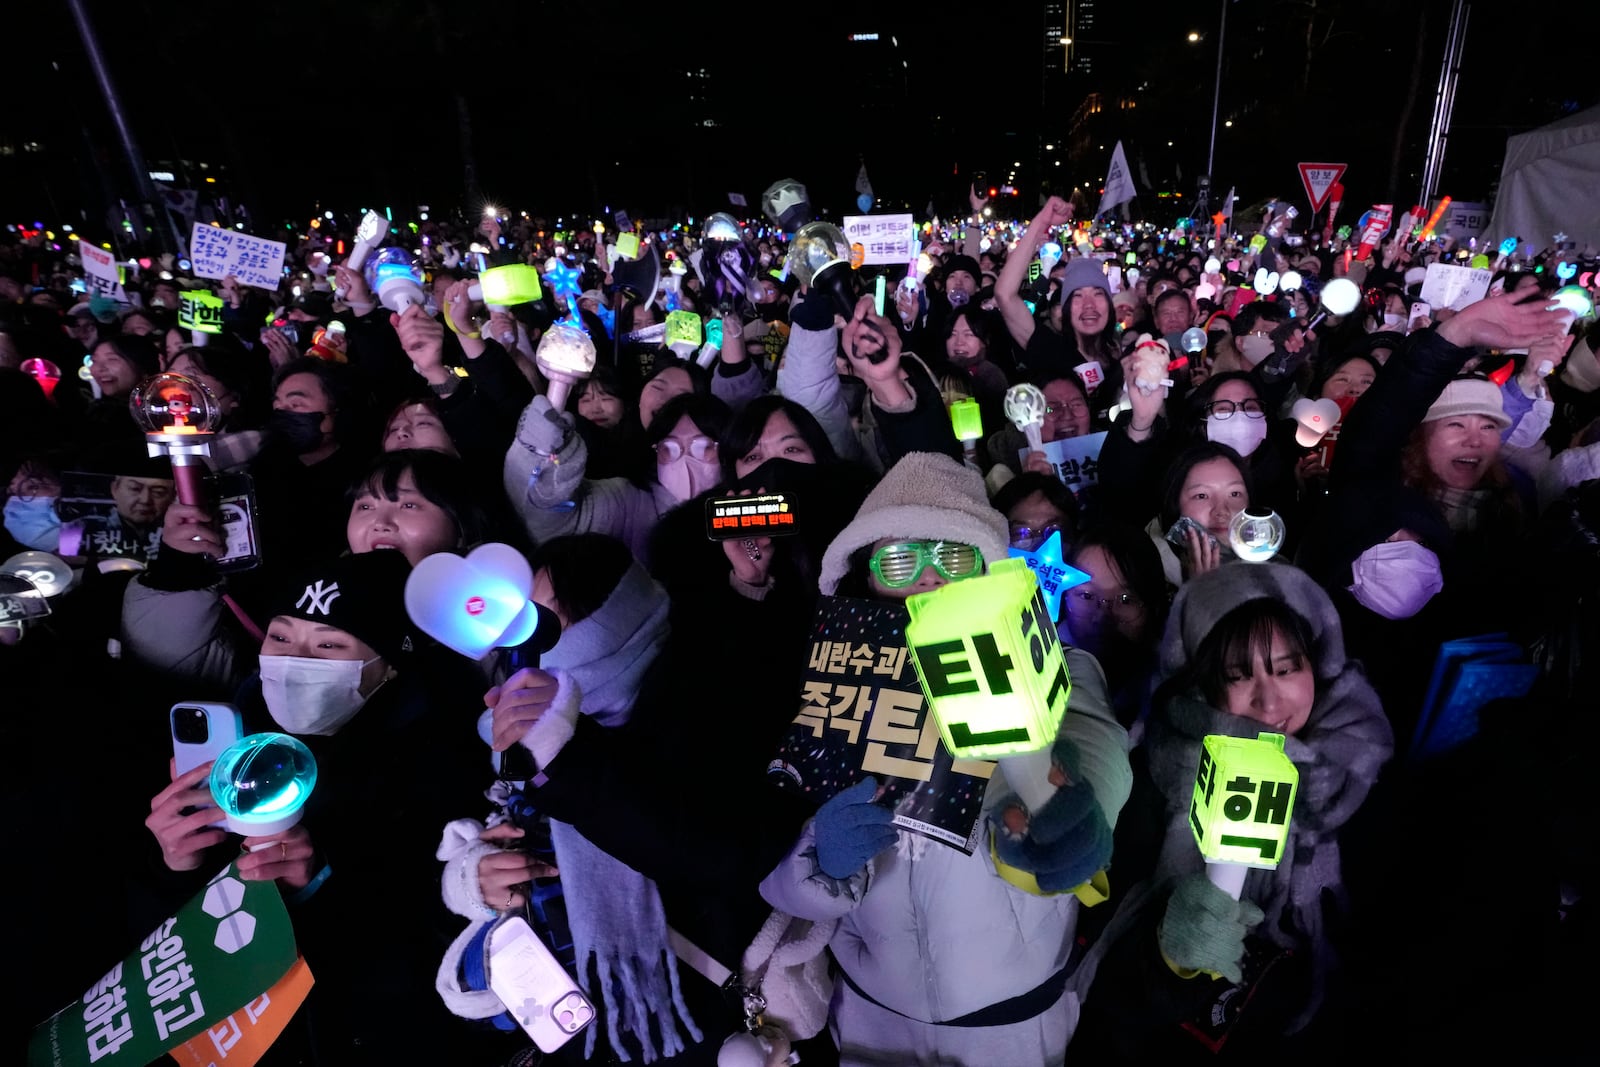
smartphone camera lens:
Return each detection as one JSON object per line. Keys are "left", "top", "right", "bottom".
{"left": 173, "top": 707, "right": 209, "bottom": 744}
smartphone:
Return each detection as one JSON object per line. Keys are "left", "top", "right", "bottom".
{"left": 487, "top": 917, "right": 594, "bottom": 1053}
{"left": 212, "top": 472, "right": 262, "bottom": 574}
{"left": 1165, "top": 516, "right": 1219, "bottom": 552}
{"left": 705, "top": 493, "right": 799, "bottom": 541}
{"left": 1409, "top": 301, "right": 1431, "bottom": 324}
{"left": 171, "top": 702, "right": 244, "bottom": 777}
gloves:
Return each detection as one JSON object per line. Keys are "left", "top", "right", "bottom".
{"left": 989, "top": 740, "right": 1112, "bottom": 892}
{"left": 788, "top": 287, "right": 835, "bottom": 331}
{"left": 813, "top": 777, "right": 897, "bottom": 880}
{"left": 1157, "top": 872, "right": 1265, "bottom": 983}
{"left": 517, "top": 395, "right": 572, "bottom": 455}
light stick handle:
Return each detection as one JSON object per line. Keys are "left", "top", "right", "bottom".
{"left": 545, "top": 378, "right": 573, "bottom": 413}
{"left": 1205, "top": 859, "right": 1248, "bottom": 901}
{"left": 170, "top": 456, "right": 206, "bottom": 508}
{"left": 1024, "top": 425, "right": 1044, "bottom": 452}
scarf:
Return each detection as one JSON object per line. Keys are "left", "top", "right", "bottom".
{"left": 1431, "top": 484, "right": 1495, "bottom": 535}
{"left": 1143, "top": 668, "right": 1392, "bottom": 1031}
{"left": 542, "top": 562, "right": 671, "bottom": 727}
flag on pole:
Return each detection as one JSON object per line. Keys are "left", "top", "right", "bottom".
{"left": 855, "top": 163, "right": 873, "bottom": 200}
{"left": 1222, "top": 186, "right": 1237, "bottom": 220}
{"left": 1096, "top": 142, "right": 1136, "bottom": 218}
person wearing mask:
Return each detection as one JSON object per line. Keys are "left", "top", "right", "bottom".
{"left": 1059, "top": 524, "right": 1170, "bottom": 732}
{"left": 761, "top": 451, "right": 1132, "bottom": 1067}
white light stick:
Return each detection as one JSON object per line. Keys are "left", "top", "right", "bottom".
{"left": 337, "top": 211, "right": 387, "bottom": 300}
{"left": 1307, "top": 277, "right": 1360, "bottom": 330}
{"left": 1004, "top": 383, "right": 1047, "bottom": 451}
{"left": 535, "top": 323, "right": 597, "bottom": 412}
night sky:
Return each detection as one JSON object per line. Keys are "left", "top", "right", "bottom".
{"left": 0, "top": 1, "right": 1586, "bottom": 229}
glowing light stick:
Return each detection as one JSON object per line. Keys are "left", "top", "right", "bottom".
{"left": 1419, "top": 196, "right": 1451, "bottom": 241}
{"left": 1307, "top": 277, "right": 1360, "bottom": 330}
{"left": 466, "top": 264, "right": 544, "bottom": 344}
{"left": 1004, "top": 383, "right": 1047, "bottom": 452}
{"left": 1291, "top": 397, "right": 1341, "bottom": 448}
{"left": 1007, "top": 531, "right": 1090, "bottom": 622}
{"left": 1279, "top": 270, "right": 1303, "bottom": 292}
{"left": 20, "top": 358, "right": 61, "bottom": 400}
{"left": 950, "top": 397, "right": 983, "bottom": 444}
{"left": 363, "top": 247, "right": 426, "bottom": 313}
{"left": 1181, "top": 327, "right": 1208, "bottom": 354}
{"left": 130, "top": 372, "right": 221, "bottom": 506}
{"left": 211, "top": 733, "right": 317, "bottom": 836}
{"left": 1190, "top": 732, "right": 1298, "bottom": 898}
{"left": 337, "top": 211, "right": 387, "bottom": 301}
{"left": 1228, "top": 507, "right": 1286, "bottom": 562}
{"left": 1552, "top": 285, "right": 1593, "bottom": 319}
{"left": 542, "top": 260, "right": 583, "bottom": 308}
{"left": 905, "top": 556, "right": 1071, "bottom": 758}
{"left": 1556, "top": 261, "right": 1577, "bottom": 283}
{"left": 1, "top": 550, "right": 73, "bottom": 598}
{"left": 534, "top": 323, "right": 597, "bottom": 411}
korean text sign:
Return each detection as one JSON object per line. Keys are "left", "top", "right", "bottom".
{"left": 1189, "top": 733, "right": 1299, "bottom": 867}
{"left": 841, "top": 213, "right": 915, "bottom": 266}
{"left": 79, "top": 244, "right": 125, "bottom": 299}
{"left": 1016, "top": 431, "right": 1108, "bottom": 494}
{"left": 28, "top": 863, "right": 298, "bottom": 1067}
{"left": 905, "top": 557, "right": 1071, "bottom": 759}
{"left": 178, "top": 291, "right": 224, "bottom": 334}
{"left": 768, "top": 597, "right": 996, "bottom": 852}
{"left": 188, "top": 224, "right": 287, "bottom": 290}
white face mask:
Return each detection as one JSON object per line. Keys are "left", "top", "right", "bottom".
{"left": 1206, "top": 412, "right": 1269, "bottom": 457}
{"left": 1348, "top": 540, "right": 1443, "bottom": 620}
{"left": 657, "top": 455, "right": 720, "bottom": 503}
{"left": 258, "top": 654, "right": 380, "bottom": 735}
{"left": 1382, "top": 312, "right": 1405, "bottom": 329}
{"left": 1237, "top": 333, "right": 1274, "bottom": 367}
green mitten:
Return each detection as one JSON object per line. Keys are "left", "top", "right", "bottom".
{"left": 1157, "top": 872, "right": 1265, "bottom": 983}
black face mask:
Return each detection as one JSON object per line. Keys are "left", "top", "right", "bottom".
{"left": 265, "top": 408, "right": 328, "bottom": 453}
{"left": 754, "top": 300, "right": 788, "bottom": 323}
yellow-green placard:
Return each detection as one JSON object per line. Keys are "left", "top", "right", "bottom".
{"left": 905, "top": 556, "right": 1069, "bottom": 758}
{"left": 666, "top": 310, "right": 702, "bottom": 348}
{"left": 614, "top": 233, "right": 640, "bottom": 261}
{"left": 478, "top": 264, "right": 543, "bottom": 305}
{"left": 179, "top": 291, "right": 225, "bottom": 334}
{"left": 1189, "top": 733, "right": 1298, "bottom": 868}
{"left": 1248, "top": 234, "right": 1268, "bottom": 254}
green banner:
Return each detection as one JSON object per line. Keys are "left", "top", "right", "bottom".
{"left": 29, "top": 863, "right": 298, "bottom": 1067}
{"left": 178, "top": 291, "right": 225, "bottom": 335}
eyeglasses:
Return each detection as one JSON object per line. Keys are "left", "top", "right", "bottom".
{"left": 1008, "top": 522, "right": 1062, "bottom": 551}
{"left": 1205, "top": 398, "right": 1266, "bottom": 420}
{"left": 655, "top": 436, "right": 716, "bottom": 463}
{"left": 1045, "top": 401, "right": 1087, "bottom": 416}
{"left": 869, "top": 541, "right": 982, "bottom": 589}
{"left": 1066, "top": 587, "right": 1144, "bottom": 618}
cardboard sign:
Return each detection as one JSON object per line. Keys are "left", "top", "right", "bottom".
{"left": 665, "top": 310, "right": 702, "bottom": 348}
{"left": 768, "top": 597, "right": 996, "bottom": 852}
{"left": 1296, "top": 162, "right": 1347, "bottom": 212}
{"left": 80, "top": 244, "right": 129, "bottom": 302}
{"left": 188, "top": 224, "right": 287, "bottom": 290}
{"left": 1189, "top": 733, "right": 1298, "bottom": 867}
{"left": 1017, "top": 432, "right": 1108, "bottom": 493}
{"left": 1418, "top": 262, "right": 1493, "bottom": 311}
{"left": 842, "top": 213, "right": 915, "bottom": 266}
{"left": 178, "top": 291, "right": 225, "bottom": 334}
{"left": 613, "top": 233, "right": 640, "bottom": 261}
{"left": 906, "top": 557, "right": 1071, "bottom": 759}
{"left": 169, "top": 957, "right": 314, "bottom": 1067}
{"left": 28, "top": 863, "right": 298, "bottom": 1067}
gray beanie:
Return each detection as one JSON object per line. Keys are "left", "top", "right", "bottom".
{"left": 819, "top": 452, "right": 1010, "bottom": 595}
{"left": 1059, "top": 257, "right": 1112, "bottom": 303}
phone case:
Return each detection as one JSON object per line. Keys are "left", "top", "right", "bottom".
{"left": 1165, "top": 516, "right": 1219, "bottom": 551}
{"left": 487, "top": 917, "right": 593, "bottom": 1053}
{"left": 172, "top": 703, "right": 245, "bottom": 777}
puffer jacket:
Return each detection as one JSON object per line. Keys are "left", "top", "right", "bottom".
{"left": 759, "top": 647, "right": 1131, "bottom": 1024}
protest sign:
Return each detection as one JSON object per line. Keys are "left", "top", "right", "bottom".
{"left": 188, "top": 225, "right": 287, "bottom": 290}
{"left": 79, "top": 244, "right": 128, "bottom": 302}
{"left": 1419, "top": 262, "right": 1493, "bottom": 311}
{"left": 769, "top": 597, "right": 996, "bottom": 853}
{"left": 841, "top": 213, "right": 915, "bottom": 266}
{"left": 29, "top": 863, "right": 298, "bottom": 1067}
{"left": 1190, "top": 733, "right": 1298, "bottom": 868}
{"left": 178, "top": 291, "right": 224, "bottom": 334}
{"left": 906, "top": 557, "right": 1071, "bottom": 759}
{"left": 1016, "top": 431, "right": 1108, "bottom": 493}
{"left": 169, "top": 958, "right": 314, "bottom": 1067}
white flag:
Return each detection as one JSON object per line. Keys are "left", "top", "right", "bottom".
{"left": 1222, "top": 186, "right": 1236, "bottom": 219}
{"left": 855, "top": 163, "right": 873, "bottom": 199}
{"left": 1096, "top": 141, "right": 1136, "bottom": 218}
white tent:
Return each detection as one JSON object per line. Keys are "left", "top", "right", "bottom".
{"left": 1488, "top": 105, "right": 1600, "bottom": 253}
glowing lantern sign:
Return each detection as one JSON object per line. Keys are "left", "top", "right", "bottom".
{"left": 178, "top": 290, "right": 224, "bottom": 335}
{"left": 949, "top": 398, "right": 983, "bottom": 444}
{"left": 905, "top": 556, "right": 1070, "bottom": 759}
{"left": 1190, "top": 732, "right": 1298, "bottom": 897}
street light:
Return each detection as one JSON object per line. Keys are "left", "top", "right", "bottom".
{"left": 1225, "top": 120, "right": 1233, "bottom": 127}
{"left": 1188, "top": 31, "right": 1200, "bottom": 42}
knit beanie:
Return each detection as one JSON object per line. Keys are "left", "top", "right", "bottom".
{"left": 271, "top": 551, "right": 416, "bottom": 663}
{"left": 944, "top": 255, "right": 983, "bottom": 289}
{"left": 1059, "top": 257, "right": 1112, "bottom": 302}
{"left": 819, "top": 451, "right": 1010, "bottom": 595}
{"left": 1423, "top": 377, "right": 1511, "bottom": 430}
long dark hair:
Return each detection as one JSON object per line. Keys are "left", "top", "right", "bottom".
{"left": 1068, "top": 522, "right": 1170, "bottom": 645}
{"left": 1174, "top": 598, "right": 1316, "bottom": 709}
{"left": 528, "top": 533, "right": 634, "bottom": 625}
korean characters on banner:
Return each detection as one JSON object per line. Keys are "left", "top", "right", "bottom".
{"left": 178, "top": 291, "right": 225, "bottom": 334}
{"left": 1017, "top": 431, "right": 1108, "bottom": 496}
{"left": 905, "top": 557, "right": 1072, "bottom": 760}
{"left": 169, "top": 958, "right": 315, "bottom": 1067}
{"left": 188, "top": 224, "right": 287, "bottom": 290}
{"left": 79, "top": 243, "right": 129, "bottom": 302}
{"left": 1189, "top": 733, "right": 1299, "bottom": 868}
{"left": 27, "top": 863, "right": 300, "bottom": 1067}
{"left": 841, "top": 213, "right": 915, "bottom": 266}
{"left": 768, "top": 597, "right": 997, "bottom": 853}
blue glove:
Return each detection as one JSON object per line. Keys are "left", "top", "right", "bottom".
{"left": 813, "top": 777, "right": 898, "bottom": 879}
{"left": 1157, "top": 873, "right": 1265, "bottom": 983}
{"left": 989, "top": 740, "right": 1112, "bottom": 892}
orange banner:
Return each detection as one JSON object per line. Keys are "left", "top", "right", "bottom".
{"left": 168, "top": 957, "right": 314, "bottom": 1067}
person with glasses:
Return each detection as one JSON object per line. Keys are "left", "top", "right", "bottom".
{"left": 764, "top": 451, "right": 1132, "bottom": 1067}
{"left": 993, "top": 471, "right": 1079, "bottom": 557}
{"left": 1060, "top": 524, "right": 1170, "bottom": 730}
{"left": 984, "top": 371, "right": 1096, "bottom": 484}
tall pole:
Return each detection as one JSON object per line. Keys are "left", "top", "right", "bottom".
{"left": 1419, "top": 0, "right": 1470, "bottom": 210}
{"left": 1206, "top": 0, "right": 1229, "bottom": 180}
{"left": 66, "top": 0, "right": 168, "bottom": 251}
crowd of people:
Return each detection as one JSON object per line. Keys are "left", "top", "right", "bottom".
{"left": 2, "top": 183, "right": 1596, "bottom": 1066}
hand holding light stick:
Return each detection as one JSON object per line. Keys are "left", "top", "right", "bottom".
{"left": 1189, "top": 733, "right": 1298, "bottom": 899}
{"left": 535, "top": 323, "right": 597, "bottom": 412}
{"left": 1004, "top": 383, "right": 1048, "bottom": 452}
{"left": 130, "top": 372, "right": 221, "bottom": 507}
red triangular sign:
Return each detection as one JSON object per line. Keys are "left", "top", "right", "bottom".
{"left": 1298, "top": 163, "right": 1347, "bottom": 213}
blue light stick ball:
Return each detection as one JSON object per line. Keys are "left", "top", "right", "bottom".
{"left": 211, "top": 733, "right": 318, "bottom": 837}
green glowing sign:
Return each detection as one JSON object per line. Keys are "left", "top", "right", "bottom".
{"left": 614, "top": 233, "right": 640, "bottom": 260}
{"left": 1189, "top": 732, "right": 1298, "bottom": 868}
{"left": 178, "top": 291, "right": 224, "bottom": 334}
{"left": 666, "top": 310, "right": 703, "bottom": 348}
{"left": 950, "top": 398, "right": 983, "bottom": 442}
{"left": 478, "top": 264, "right": 543, "bottom": 306}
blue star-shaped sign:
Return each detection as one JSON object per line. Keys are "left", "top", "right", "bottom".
{"left": 543, "top": 259, "right": 582, "bottom": 301}
{"left": 1007, "top": 531, "right": 1090, "bottom": 622}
